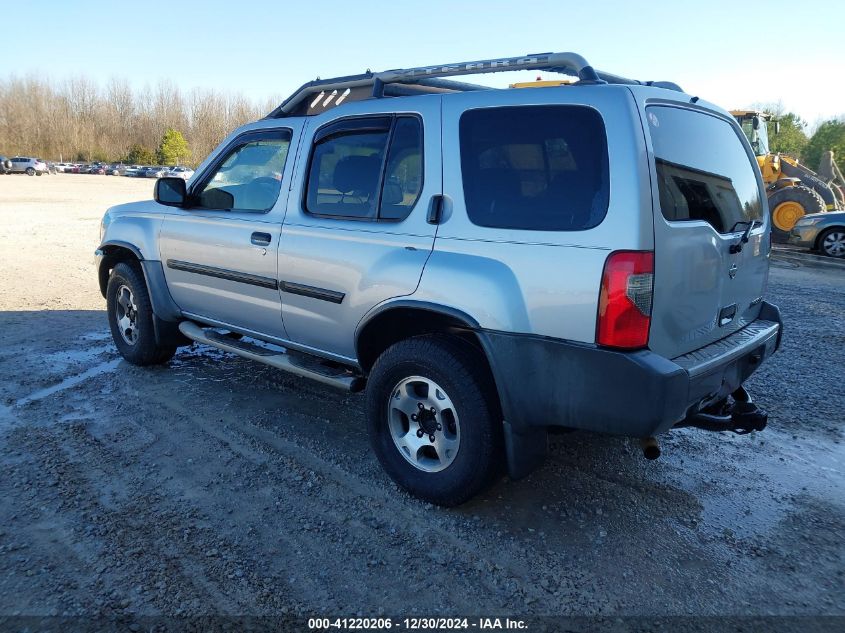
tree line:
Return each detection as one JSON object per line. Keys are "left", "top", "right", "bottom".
{"left": 2, "top": 75, "right": 843, "bottom": 173}
{"left": 0, "top": 75, "right": 281, "bottom": 166}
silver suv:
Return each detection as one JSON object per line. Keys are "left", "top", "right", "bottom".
{"left": 96, "top": 52, "right": 782, "bottom": 505}
{"left": 9, "top": 156, "right": 47, "bottom": 176}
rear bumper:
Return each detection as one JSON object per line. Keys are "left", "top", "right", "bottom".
{"left": 481, "top": 301, "right": 782, "bottom": 441}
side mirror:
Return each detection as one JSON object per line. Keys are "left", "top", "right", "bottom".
{"left": 155, "top": 177, "right": 187, "bottom": 207}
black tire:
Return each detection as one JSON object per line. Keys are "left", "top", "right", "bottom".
{"left": 106, "top": 262, "right": 176, "bottom": 365}
{"left": 767, "top": 186, "right": 825, "bottom": 242}
{"left": 366, "top": 335, "right": 502, "bottom": 506}
{"left": 817, "top": 227, "right": 845, "bottom": 258}
{"left": 25, "top": 167, "right": 35, "bottom": 176}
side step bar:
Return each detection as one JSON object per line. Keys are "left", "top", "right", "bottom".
{"left": 178, "top": 321, "right": 365, "bottom": 393}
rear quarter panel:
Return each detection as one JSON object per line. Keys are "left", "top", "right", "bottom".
{"left": 418, "top": 86, "right": 653, "bottom": 342}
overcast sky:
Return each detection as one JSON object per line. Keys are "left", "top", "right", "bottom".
{"left": 3, "top": 0, "right": 844, "bottom": 127}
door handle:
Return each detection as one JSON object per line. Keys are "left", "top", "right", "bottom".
{"left": 427, "top": 194, "right": 444, "bottom": 225}
{"left": 251, "top": 232, "right": 272, "bottom": 246}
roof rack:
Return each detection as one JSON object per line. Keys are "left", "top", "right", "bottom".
{"left": 266, "top": 51, "right": 682, "bottom": 118}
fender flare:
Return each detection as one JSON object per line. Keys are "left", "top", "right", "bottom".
{"left": 99, "top": 239, "right": 144, "bottom": 260}
{"left": 355, "top": 299, "right": 481, "bottom": 341}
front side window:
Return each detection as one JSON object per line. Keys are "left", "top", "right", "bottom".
{"left": 650, "top": 106, "right": 762, "bottom": 233}
{"left": 459, "top": 105, "right": 610, "bottom": 231}
{"left": 194, "top": 130, "right": 291, "bottom": 212}
{"left": 305, "top": 116, "right": 423, "bottom": 220}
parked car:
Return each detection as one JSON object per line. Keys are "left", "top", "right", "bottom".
{"left": 789, "top": 211, "right": 845, "bottom": 258}
{"left": 0, "top": 155, "right": 11, "bottom": 174}
{"left": 52, "top": 162, "right": 71, "bottom": 173}
{"left": 145, "top": 166, "right": 167, "bottom": 178}
{"left": 95, "top": 51, "right": 782, "bottom": 506}
{"left": 123, "top": 165, "right": 143, "bottom": 177}
{"left": 8, "top": 156, "right": 47, "bottom": 176}
{"left": 165, "top": 166, "right": 194, "bottom": 180}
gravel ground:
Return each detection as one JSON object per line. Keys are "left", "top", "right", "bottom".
{"left": 0, "top": 175, "right": 843, "bottom": 626}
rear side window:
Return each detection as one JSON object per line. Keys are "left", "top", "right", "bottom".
{"left": 305, "top": 116, "right": 423, "bottom": 221}
{"left": 648, "top": 106, "right": 762, "bottom": 233}
{"left": 459, "top": 105, "right": 609, "bottom": 231}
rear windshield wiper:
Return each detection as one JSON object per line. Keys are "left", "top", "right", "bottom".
{"left": 729, "top": 220, "right": 762, "bottom": 254}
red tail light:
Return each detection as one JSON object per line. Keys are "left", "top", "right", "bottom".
{"left": 596, "top": 251, "right": 654, "bottom": 349}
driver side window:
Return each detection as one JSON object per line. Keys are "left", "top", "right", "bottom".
{"left": 194, "top": 130, "right": 292, "bottom": 213}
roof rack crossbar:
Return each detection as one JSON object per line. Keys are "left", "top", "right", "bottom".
{"left": 267, "top": 51, "right": 682, "bottom": 118}
{"left": 269, "top": 51, "right": 602, "bottom": 117}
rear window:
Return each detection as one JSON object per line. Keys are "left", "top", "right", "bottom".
{"left": 459, "top": 105, "right": 609, "bottom": 231}
{"left": 648, "top": 106, "right": 763, "bottom": 233}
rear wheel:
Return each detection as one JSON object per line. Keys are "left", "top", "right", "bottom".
{"left": 106, "top": 262, "right": 176, "bottom": 365}
{"left": 366, "top": 335, "right": 501, "bottom": 506}
{"left": 25, "top": 167, "right": 35, "bottom": 176}
{"left": 818, "top": 228, "right": 845, "bottom": 258}
{"left": 767, "top": 186, "right": 825, "bottom": 242}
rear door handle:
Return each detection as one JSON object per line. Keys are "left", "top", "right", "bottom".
{"left": 251, "top": 232, "right": 272, "bottom": 246}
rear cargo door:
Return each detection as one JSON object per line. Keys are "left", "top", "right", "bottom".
{"left": 643, "top": 103, "right": 770, "bottom": 358}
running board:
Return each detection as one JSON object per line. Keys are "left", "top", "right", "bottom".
{"left": 178, "top": 321, "right": 365, "bottom": 392}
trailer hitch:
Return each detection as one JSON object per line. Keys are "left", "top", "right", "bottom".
{"left": 677, "top": 386, "right": 768, "bottom": 434}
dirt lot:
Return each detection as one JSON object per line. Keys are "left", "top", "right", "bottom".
{"left": 0, "top": 175, "right": 843, "bottom": 625}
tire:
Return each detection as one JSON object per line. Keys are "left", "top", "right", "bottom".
{"left": 25, "top": 167, "right": 35, "bottom": 176}
{"left": 767, "top": 186, "right": 825, "bottom": 242}
{"left": 106, "top": 262, "right": 176, "bottom": 365}
{"left": 817, "top": 228, "right": 845, "bottom": 258}
{"left": 366, "top": 335, "right": 502, "bottom": 506}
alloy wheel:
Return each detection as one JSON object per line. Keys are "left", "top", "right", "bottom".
{"left": 821, "top": 231, "right": 845, "bottom": 258}
{"left": 115, "top": 284, "right": 139, "bottom": 345}
{"left": 387, "top": 376, "right": 461, "bottom": 473}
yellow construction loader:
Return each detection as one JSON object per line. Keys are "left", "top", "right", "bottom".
{"left": 731, "top": 110, "right": 844, "bottom": 240}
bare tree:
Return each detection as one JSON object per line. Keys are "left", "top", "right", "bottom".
{"left": 0, "top": 74, "right": 275, "bottom": 165}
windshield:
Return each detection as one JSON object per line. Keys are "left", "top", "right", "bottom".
{"left": 739, "top": 115, "right": 769, "bottom": 156}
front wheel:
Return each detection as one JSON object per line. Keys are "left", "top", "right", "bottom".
{"left": 106, "top": 262, "right": 176, "bottom": 365}
{"left": 366, "top": 335, "right": 502, "bottom": 506}
{"left": 818, "top": 228, "right": 845, "bottom": 258}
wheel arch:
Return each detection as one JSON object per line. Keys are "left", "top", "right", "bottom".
{"left": 355, "top": 301, "right": 486, "bottom": 373}
{"left": 99, "top": 242, "right": 185, "bottom": 346}
{"left": 356, "top": 300, "right": 548, "bottom": 480}
{"left": 98, "top": 241, "right": 143, "bottom": 297}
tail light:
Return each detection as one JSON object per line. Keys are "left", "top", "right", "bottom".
{"left": 596, "top": 251, "right": 654, "bottom": 349}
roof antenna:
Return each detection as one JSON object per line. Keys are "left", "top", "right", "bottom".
{"left": 690, "top": 96, "right": 700, "bottom": 103}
